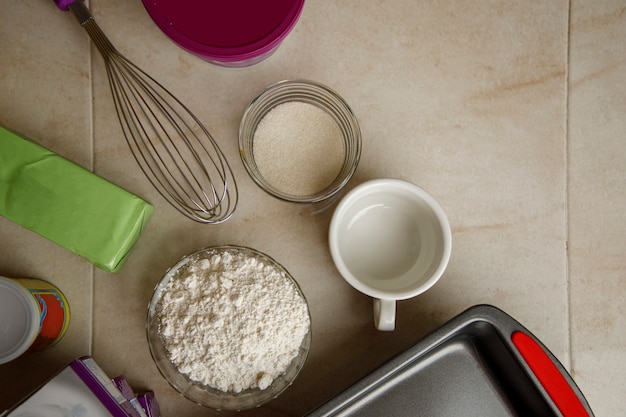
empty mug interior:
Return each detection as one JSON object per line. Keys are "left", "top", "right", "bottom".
{"left": 333, "top": 183, "right": 448, "bottom": 298}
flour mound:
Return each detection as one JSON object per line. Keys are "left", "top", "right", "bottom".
{"left": 157, "top": 248, "right": 310, "bottom": 393}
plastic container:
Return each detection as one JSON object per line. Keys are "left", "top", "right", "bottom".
{"left": 0, "top": 277, "right": 70, "bottom": 365}
{"left": 142, "top": 0, "right": 305, "bottom": 68}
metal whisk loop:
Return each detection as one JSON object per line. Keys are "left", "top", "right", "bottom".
{"left": 104, "top": 52, "right": 235, "bottom": 222}
{"left": 67, "top": 1, "right": 237, "bottom": 223}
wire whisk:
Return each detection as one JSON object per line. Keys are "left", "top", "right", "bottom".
{"left": 54, "top": 0, "right": 237, "bottom": 223}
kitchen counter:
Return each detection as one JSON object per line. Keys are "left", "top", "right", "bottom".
{"left": 1, "top": 1, "right": 624, "bottom": 416}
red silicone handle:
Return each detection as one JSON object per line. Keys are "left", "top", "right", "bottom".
{"left": 512, "top": 331, "right": 589, "bottom": 417}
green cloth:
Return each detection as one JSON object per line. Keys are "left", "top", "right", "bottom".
{"left": 0, "top": 126, "right": 153, "bottom": 272}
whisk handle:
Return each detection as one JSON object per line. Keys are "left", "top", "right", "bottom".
{"left": 53, "top": 0, "right": 93, "bottom": 26}
{"left": 53, "top": 0, "right": 82, "bottom": 11}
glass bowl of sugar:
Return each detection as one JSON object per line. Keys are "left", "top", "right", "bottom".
{"left": 239, "top": 79, "right": 361, "bottom": 203}
{"left": 146, "top": 245, "right": 312, "bottom": 411}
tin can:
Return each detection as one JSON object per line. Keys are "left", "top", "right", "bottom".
{"left": 0, "top": 276, "right": 70, "bottom": 364}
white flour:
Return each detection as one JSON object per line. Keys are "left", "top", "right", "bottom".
{"left": 157, "top": 248, "right": 310, "bottom": 393}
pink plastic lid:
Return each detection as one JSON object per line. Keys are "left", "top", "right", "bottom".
{"left": 142, "top": 0, "right": 305, "bottom": 65}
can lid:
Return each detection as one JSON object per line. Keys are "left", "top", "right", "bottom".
{"left": 0, "top": 277, "right": 40, "bottom": 364}
{"left": 142, "top": 0, "right": 305, "bottom": 62}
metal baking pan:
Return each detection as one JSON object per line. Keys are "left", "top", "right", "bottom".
{"left": 306, "top": 304, "right": 593, "bottom": 417}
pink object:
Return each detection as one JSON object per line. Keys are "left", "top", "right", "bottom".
{"left": 53, "top": 0, "right": 77, "bottom": 11}
{"left": 142, "top": 0, "right": 305, "bottom": 67}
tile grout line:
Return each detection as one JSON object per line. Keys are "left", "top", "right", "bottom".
{"left": 564, "top": 0, "right": 573, "bottom": 372}
{"left": 87, "top": 0, "right": 95, "bottom": 357}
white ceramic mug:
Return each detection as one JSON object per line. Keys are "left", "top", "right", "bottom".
{"left": 329, "top": 179, "right": 452, "bottom": 331}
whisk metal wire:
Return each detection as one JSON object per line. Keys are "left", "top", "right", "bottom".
{"left": 67, "top": 1, "right": 237, "bottom": 223}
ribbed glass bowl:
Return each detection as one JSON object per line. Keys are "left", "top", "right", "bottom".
{"left": 146, "top": 245, "right": 312, "bottom": 411}
{"left": 239, "top": 79, "right": 361, "bottom": 203}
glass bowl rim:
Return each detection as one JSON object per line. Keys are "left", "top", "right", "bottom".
{"left": 238, "top": 79, "right": 362, "bottom": 204}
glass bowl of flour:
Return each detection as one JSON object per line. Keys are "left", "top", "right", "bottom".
{"left": 239, "top": 79, "right": 361, "bottom": 203}
{"left": 146, "top": 245, "right": 312, "bottom": 411}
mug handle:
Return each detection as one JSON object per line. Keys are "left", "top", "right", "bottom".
{"left": 373, "top": 299, "right": 396, "bottom": 331}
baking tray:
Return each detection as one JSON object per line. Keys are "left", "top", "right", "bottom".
{"left": 306, "top": 304, "right": 593, "bottom": 417}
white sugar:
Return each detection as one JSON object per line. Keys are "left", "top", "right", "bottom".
{"left": 253, "top": 101, "right": 345, "bottom": 196}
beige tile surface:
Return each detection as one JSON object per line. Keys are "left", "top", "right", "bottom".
{"left": 0, "top": 0, "right": 623, "bottom": 416}
{"left": 568, "top": 1, "right": 626, "bottom": 416}
{"left": 0, "top": 0, "right": 93, "bottom": 408}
